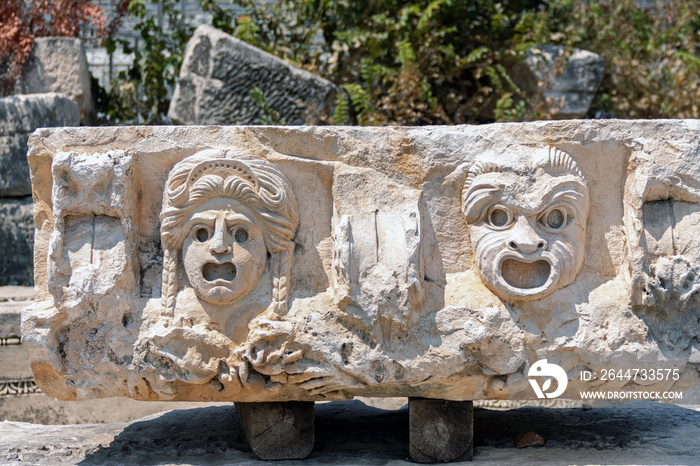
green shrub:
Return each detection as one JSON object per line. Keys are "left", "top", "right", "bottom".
{"left": 99, "top": 0, "right": 700, "bottom": 125}
{"left": 516, "top": 0, "right": 700, "bottom": 119}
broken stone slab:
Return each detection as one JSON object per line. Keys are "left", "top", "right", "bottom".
{"left": 0, "top": 197, "right": 34, "bottom": 286}
{"left": 14, "top": 38, "right": 96, "bottom": 125}
{"left": 21, "top": 121, "right": 700, "bottom": 409}
{"left": 0, "top": 287, "right": 33, "bottom": 339}
{"left": 168, "top": 25, "right": 339, "bottom": 125}
{"left": 0, "top": 93, "right": 80, "bottom": 197}
{"left": 513, "top": 45, "right": 605, "bottom": 118}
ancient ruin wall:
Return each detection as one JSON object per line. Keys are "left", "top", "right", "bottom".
{"left": 22, "top": 121, "right": 700, "bottom": 402}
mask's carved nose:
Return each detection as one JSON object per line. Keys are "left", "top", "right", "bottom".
{"left": 209, "top": 219, "right": 232, "bottom": 254}
{"left": 507, "top": 217, "right": 547, "bottom": 254}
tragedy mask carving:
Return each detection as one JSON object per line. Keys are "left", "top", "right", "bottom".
{"left": 159, "top": 149, "right": 299, "bottom": 313}
{"left": 462, "top": 147, "right": 590, "bottom": 301}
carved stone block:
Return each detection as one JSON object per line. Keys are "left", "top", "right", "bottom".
{"left": 168, "top": 25, "right": 339, "bottom": 125}
{"left": 21, "top": 121, "right": 700, "bottom": 410}
{"left": 513, "top": 45, "right": 605, "bottom": 119}
{"left": 0, "top": 93, "right": 79, "bottom": 197}
{"left": 14, "top": 38, "right": 96, "bottom": 125}
{"left": 0, "top": 197, "right": 34, "bottom": 285}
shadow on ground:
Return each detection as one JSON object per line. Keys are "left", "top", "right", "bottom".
{"left": 78, "top": 400, "right": 700, "bottom": 465}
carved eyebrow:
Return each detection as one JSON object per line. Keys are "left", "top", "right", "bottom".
{"left": 187, "top": 212, "right": 217, "bottom": 224}
{"left": 223, "top": 212, "right": 254, "bottom": 222}
{"left": 538, "top": 181, "right": 588, "bottom": 215}
{"left": 223, "top": 213, "right": 262, "bottom": 232}
{"left": 464, "top": 184, "right": 503, "bottom": 224}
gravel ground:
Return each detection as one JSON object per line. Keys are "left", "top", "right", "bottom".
{"left": 1, "top": 399, "right": 700, "bottom": 465}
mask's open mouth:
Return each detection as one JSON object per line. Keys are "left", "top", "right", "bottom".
{"left": 501, "top": 259, "right": 551, "bottom": 289}
{"left": 203, "top": 262, "right": 236, "bottom": 282}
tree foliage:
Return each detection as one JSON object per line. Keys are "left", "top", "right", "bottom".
{"left": 0, "top": 0, "right": 109, "bottom": 95}
{"left": 226, "top": 0, "right": 700, "bottom": 124}
{"left": 229, "top": 0, "right": 549, "bottom": 125}
{"left": 525, "top": 0, "right": 700, "bottom": 119}
{"left": 7, "top": 0, "right": 697, "bottom": 125}
{"left": 99, "top": 0, "right": 194, "bottom": 124}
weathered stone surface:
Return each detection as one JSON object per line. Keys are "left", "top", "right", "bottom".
{"left": 0, "top": 287, "right": 33, "bottom": 338}
{"left": 21, "top": 121, "right": 700, "bottom": 407}
{"left": 15, "top": 38, "right": 96, "bottom": 125}
{"left": 0, "top": 197, "right": 34, "bottom": 285}
{"left": 0, "top": 287, "right": 218, "bottom": 425}
{"left": 0, "top": 94, "right": 80, "bottom": 197}
{"left": 514, "top": 46, "right": 605, "bottom": 118}
{"left": 168, "top": 25, "right": 338, "bottom": 125}
{"left": 409, "top": 398, "right": 473, "bottom": 462}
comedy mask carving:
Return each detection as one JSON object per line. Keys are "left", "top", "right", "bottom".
{"left": 160, "top": 149, "right": 299, "bottom": 314}
{"left": 462, "top": 147, "right": 589, "bottom": 301}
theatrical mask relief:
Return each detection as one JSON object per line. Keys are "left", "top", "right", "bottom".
{"left": 462, "top": 147, "right": 590, "bottom": 302}
{"left": 131, "top": 150, "right": 309, "bottom": 398}
{"left": 160, "top": 150, "right": 298, "bottom": 313}
{"left": 22, "top": 122, "right": 700, "bottom": 403}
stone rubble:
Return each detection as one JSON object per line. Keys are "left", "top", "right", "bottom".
{"left": 14, "top": 38, "right": 96, "bottom": 125}
{"left": 169, "top": 25, "right": 339, "bottom": 125}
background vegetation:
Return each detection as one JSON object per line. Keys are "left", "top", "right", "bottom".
{"left": 2, "top": 0, "right": 699, "bottom": 125}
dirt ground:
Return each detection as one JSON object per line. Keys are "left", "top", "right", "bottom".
{"left": 1, "top": 399, "right": 700, "bottom": 465}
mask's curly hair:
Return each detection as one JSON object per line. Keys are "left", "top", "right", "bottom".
{"left": 160, "top": 149, "right": 299, "bottom": 317}
{"left": 462, "top": 147, "right": 586, "bottom": 220}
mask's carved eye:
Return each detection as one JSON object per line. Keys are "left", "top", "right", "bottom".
{"left": 233, "top": 227, "right": 249, "bottom": 243}
{"left": 540, "top": 206, "right": 569, "bottom": 232}
{"left": 488, "top": 205, "right": 513, "bottom": 228}
{"left": 195, "top": 227, "right": 211, "bottom": 242}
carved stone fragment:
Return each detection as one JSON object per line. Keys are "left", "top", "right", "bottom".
{"left": 0, "top": 93, "right": 79, "bottom": 197}
{"left": 0, "top": 197, "right": 34, "bottom": 285}
{"left": 513, "top": 45, "right": 605, "bottom": 118}
{"left": 169, "top": 25, "right": 339, "bottom": 125}
{"left": 21, "top": 121, "right": 700, "bottom": 409}
{"left": 14, "top": 38, "right": 95, "bottom": 125}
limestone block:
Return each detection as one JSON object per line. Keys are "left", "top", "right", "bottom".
{"left": 0, "top": 197, "right": 34, "bottom": 285}
{"left": 514, "top": 46, "right": 605, "bottom": 118}
{"left": 0, "top": 286, "right": 33, "bottom": 339}
{"left": 15, "top": 38, "right": 96, "bottom": 125}
{"left": 21, "top": 121, "right": 700, "bottom": 406}
{"left": 0, "top": 93, "right": 80, "bottom": 197}
{"left": 168, "top": 25, "right": 338, "bottom": 125}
